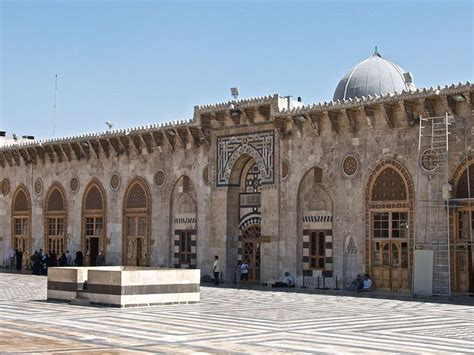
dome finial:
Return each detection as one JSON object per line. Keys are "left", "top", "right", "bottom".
{"left": 374, "top": 45, "right": 380, "bottom": 57}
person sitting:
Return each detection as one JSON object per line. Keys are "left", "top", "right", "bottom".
{"left": 346, "top": 274, "right": 363, "bottom": 291}
{"left": 358, "top": 274, "right": 372, "bottom": 292}
{"left": 272, "top": 272, "right": 295, "bottom": 288}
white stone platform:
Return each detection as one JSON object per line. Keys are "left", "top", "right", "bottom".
{"left": 47, "top": 266, "right": 200, "bottom": 307}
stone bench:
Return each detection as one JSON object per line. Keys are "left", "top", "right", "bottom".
{"left": 47, "top": 266, "right": 200, "bottom": 307}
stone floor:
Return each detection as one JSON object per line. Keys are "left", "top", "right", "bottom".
{"left": 0, "top": 272, "right": 473, "bottom": 353}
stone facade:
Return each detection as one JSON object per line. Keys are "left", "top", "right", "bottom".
{"left": 1, "top": 81, "right": 473, "bottom": 294}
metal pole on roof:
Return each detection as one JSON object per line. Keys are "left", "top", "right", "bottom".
{"left": 53, "top": 74, "right": 58, "bottom": 137}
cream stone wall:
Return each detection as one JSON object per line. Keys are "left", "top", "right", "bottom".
{"left": 0, "top": 85, "right": 472, "bottom": 291}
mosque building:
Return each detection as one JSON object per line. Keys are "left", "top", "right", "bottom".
{"left": 0, "top": 50, "right": 472, "bottom": 295}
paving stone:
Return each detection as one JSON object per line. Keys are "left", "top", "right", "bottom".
{"left": 0, "top": 272, "right": 473, "bottom": 353}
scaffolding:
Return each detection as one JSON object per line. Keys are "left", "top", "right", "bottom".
{"left": 415, "top": 113, "right": 452, "bottom": 297}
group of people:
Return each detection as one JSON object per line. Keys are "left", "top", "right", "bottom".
{"left": 8, "top": 248, "right": 24, "bottom": 271}
{"left": 347, "top": 274, "right": 373, "bottom": 292}
{"left": 6, "top": 248, "right": 106, "bottom": 275}
{"left": 30, "top": 249, "right": 80, "bottom": 275}
{"left": 212, "top": 255, "right": 295, "bottom": 288}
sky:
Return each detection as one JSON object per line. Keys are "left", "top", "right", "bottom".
{"left": 1, "top": 0, "right": 473, "bottom": 140}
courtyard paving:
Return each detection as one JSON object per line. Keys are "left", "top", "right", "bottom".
{"left": 0, "top": 272, "right": 473, "bottom": 353}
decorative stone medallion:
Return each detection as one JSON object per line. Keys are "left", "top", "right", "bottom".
{"left": 110, "top": 172, "right": 121, "bottom": 190}
{"left": 70, "top": 177, "right": 79, "bottom": 193}
{"left": 154, "top": 170, "right": 165, "bottom": 187}
{"left": 202, "top": 165, "right": 210, "bottom": 185}
{"left": 420, "top": 149, "right": 439, "bottom": 172}
{"left": 281, "top": 159, "right": 290, "bottom": 180}
{"left": 342, "top": 154, "right": 359, "bottom": 178}
{"left": 34, "top": 178, "right": 43, "bottom": 195}
{"left": 1, "top": 178, "right": 10, "bottom": 195}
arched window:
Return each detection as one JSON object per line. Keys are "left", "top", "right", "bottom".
{"left": 45, "top": 184, "right": 67, "bottom": 256}
{"left": 11, "top": 186, "right": 31, "bottom": 269}
{"left": 452, "top": 159, "right": 473, "bottom": 292}
{"left": 171, "top": 175, "right": 197, "bottom": 269}
{"left": 366, "top": 160, "right": 413, "bottom": 292}
{"left": 123, "top": 178, "right": 151, "bottom": 266}
{"left": 82, "top": 181, "right": 106, "bottom": 266}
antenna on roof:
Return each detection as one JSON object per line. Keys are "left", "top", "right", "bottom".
{"left": 52, "top": 74, "right": 58, "bottom": 137}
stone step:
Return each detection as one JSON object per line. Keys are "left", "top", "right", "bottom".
{"left": 70, "top": 297, "right": 91, "bottom": 306}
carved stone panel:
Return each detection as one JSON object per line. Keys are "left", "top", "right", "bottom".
{"left": 110, "top": 172, "right": 121, "bottom": 191}
{"left": 202, "top": 165, "right": 210, "bottom": 185}
{"left": 216, "top": 130, "right": 275, "bottom": 186}
{"left": 2, "top": 178, "right": 10, "bottom": 195}
{"left": 342, "top": 154, "right": 359, "bottom": 178}
{"left": 154, "top": 170, "right": 165, "bottom": 187}
{"left": 70, "top": 177, "right": 79, "bottom": 193}
{"left": 34, "top": 178, "right": 43, "bottom": 195}
{"left": 420, "top": 149, "right": 439, "bottom": 172}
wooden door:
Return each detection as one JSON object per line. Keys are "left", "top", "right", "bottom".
{"left": 242, "top": 225, "right": 261, "bottom": 282}
{"left": 125, "top": 215, "right": 148, "bottom": 266}
{"left": 372, "top": 240, "right": 410, "bottom": 291}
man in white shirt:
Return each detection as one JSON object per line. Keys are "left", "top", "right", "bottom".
{"left": 213, "top": 255, "right": 221, "bottom": 286}
{"left": 359, "top": 274, "right": 372, "bottom": 292}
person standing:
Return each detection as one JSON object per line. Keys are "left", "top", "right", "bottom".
{"left": 15, "top": 249, "right": 23, "bottom": 271}
{"left": 240, "top": 260, "right": 249, "bottom": 282}
{"left": 8, "top": 249, "right": 15, "bottom": 271}
{"left": 75, "top": 251, "right": 84, "bottom": 266}
{"left": 213, "top": 255, "right": 221, "bottom": 286}
{"left": 96, "top": 251, "right": 106, "bottom": 266}
{"left": 65, "top": 250, "right": 73, "bottom": 266}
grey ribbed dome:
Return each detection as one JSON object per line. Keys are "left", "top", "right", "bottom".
{"left": 333, "top": 51, "right": 415, "bottom": 101}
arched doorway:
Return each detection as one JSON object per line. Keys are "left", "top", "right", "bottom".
{"left": 170, "top": 175, "right": 197, "bottom": 269}
{"left": 297, "top": 166, "right": 334, "bottom": 281}
{"left": 451, "top": 156, "right": 473, "bottom": 292}
{"left": 44, "top": 183, "right": 68, "bottom": 255}
{"left": 82, "top": 180, "right": 107, "bottom": 266}
{"left": 123, "top": 177, "right": 151, "bottom": 266}
{"left": 236, "top": 160, "right": 262, "bottom": 282}
{"left": 11, "top": 185, "right": 32, "bottom": 269}
{"left": 366, "top": 160, "right": 414, "bottom": 292}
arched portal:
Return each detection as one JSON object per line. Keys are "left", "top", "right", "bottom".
{"left": 44, "top": 183, "right": 68, "bottom": 255}
{"left": 11, "top": 185, "right": 32, "bottom": 269}
{"left": 450, "top": 155, "right": 474, "bottom": 292}
{"left": 297, "top": 166, "right": 334, "bottom": 282}
{"left": 366, "top": 160, "right": 414, "bottom": 292}
{"left": 123, "top": 177, "right": 151, "bottom": 266}
{"left": 82, "top": 180, "right": 107, "bottom": 266}
{"left": 170, "top": 175, "right": 197, "bottom": 268}
{"left": 227, "top": 155, "right": 263, "bottom": 283}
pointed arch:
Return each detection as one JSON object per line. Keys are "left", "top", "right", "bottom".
{"left": 170, "top": 175, "right": 198, "bottom": 268}
{"left": 365, "top": 158, "right": 414, "bottom": 292}
{"left": 44, "top": 182, "right": 68, "bottom": 255}
{"left": 297, "top": 166, "right": 334, "bottom": 279}
{"left": 11, "top": 184, "right": 32, "bottom": 269}
{"left": 81, "top": 179, "right": 107, "bottom": 266}
{"left": 122, "top": 176, "right": 151, "bottom": 266}
{"left": 449, "top": 153, "right": 473, "bottom": 292}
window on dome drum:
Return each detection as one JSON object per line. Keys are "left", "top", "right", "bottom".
{"left": 179, "top": 231, "right": 192, "bottom": 264}
{"left": 309, "top": 230, "right": 326, "bottom": 269}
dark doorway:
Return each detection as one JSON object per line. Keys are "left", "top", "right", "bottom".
{"left": 90, "top": 237, "right": 99, "bottom": 266}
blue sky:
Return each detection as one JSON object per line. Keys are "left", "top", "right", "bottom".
{"left": 1, "top": 0, "right": 472, "bottom": 139}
